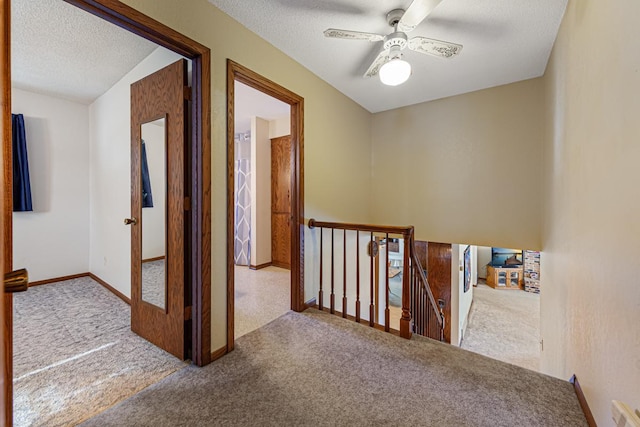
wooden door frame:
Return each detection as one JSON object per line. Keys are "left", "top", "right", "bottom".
{"left": 1, "top": 0, "right": 11, "bottom": 423}
{"left": 1, "top": 0, "right": 212, "bottom": 380}
{"left": 227, "top": 60, "right": 305, "bottom": 352}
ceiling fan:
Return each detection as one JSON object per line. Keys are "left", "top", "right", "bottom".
{"left": 323, "top": 0, "right": 462, "bottom": 86}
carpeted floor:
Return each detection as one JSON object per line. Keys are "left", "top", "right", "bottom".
{"left": 461, "top": 283, "right": 541, "bottom": 371}
{"left": 82, "top": 308, "right": 586, "bottom": 426}
{"left": 141, "top": 259, "right": 166, "bottom": 309}
{"left": 234, "top": 265, "right": 291, "bottom": 339}
{"left": 13, "top": 277, "right": 187, "bottom": 426}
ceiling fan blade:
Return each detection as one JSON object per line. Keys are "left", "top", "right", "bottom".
{"left": 324, "top": 28, "right": 385, "bottom": 42}
{"left": 408, "top": 36, "right": 462, "bottom": 58}
{"left": 397, "top": 0, "right": 442, "bottom": 32}
{"left": 364, "top": 49, "right": 389, "bottom": 78}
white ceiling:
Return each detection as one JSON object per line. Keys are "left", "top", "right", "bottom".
{"left": 12, "top": 0, "right": 158, "bottom": 104}
{"left": 234, "top": 82, "right": 290, "bottom": 134}
{"left": 208, "top": 0, "right": 568, "bottom": 113}
{"left": 11, "top": 0, "right": 285, "bottom": 129}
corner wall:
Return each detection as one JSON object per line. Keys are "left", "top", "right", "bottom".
{"left": 11, "top": 88, "right": 90, "bottom": 282}
{"left": 541, "top": 0, "right": 640, "bottom": 423}
{"left": 371, "top": 79, "right": 545, "bottom": 250}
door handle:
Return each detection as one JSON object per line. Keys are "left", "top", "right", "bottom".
{"left": 124, "top": 217, "right": 138, "bottom": 225}
{"left": 5, "top": 268, "right": 28, "bottom": 293}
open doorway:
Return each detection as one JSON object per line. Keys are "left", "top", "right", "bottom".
{"left": 232, "top": 82, "right": 292, "bottom": 339}
{"left": 7, "top": 0, "right": 211, "bottom": 424}
{"left": 226, "top": 61, "right": 304, "bottom": 351}
{"left": 460, "top": 245, "right": 541, "bottom": 371}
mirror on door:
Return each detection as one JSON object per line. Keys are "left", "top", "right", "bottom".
{"left": 140, "top": 116, "right": 167, "bottom": 310}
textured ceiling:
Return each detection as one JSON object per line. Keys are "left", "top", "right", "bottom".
{"left": 12, "top": 0, "right": 158, "bottom": 104}
{"left": 234, "top": 82, "right": 290, "bottom": 133}
{"left": 208, "top": 0, "right": 568, "bottom": 113}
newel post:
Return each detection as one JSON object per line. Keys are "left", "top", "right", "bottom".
{"left": 400, "top": 230, "right": 412, "bottom": 339}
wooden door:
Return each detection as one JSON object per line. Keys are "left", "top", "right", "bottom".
{"left": 271, "top": 135, "right": 292, "bottom": 270}
{"left": 130, "top": 60, "right": 188, "bottom": 359}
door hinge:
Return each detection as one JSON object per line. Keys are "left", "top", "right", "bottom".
{"left": 184, "top": 197, "right": 191, "bottom": 211}
{"left": 184, "top": 86, "right": 192, "bottom": 101}
{"left": 184, "top": 306, "right": 192, "bottom": 321}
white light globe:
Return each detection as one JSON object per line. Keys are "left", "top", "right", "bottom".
{"left": 379, "top": 58, "right": 412, "bottom": 86}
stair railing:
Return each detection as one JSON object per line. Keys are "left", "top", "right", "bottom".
{"left": 308, "top": 219, "right": 444, "bottom": 341}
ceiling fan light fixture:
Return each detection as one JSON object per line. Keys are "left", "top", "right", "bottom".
{"left": 379, "top": 56, "right": 412, "bottom": 86}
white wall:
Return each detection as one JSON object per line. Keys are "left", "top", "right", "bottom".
{"left": 11, "top": 88, "right": 90, "bottom": 282}
{"left": 541, "top": 0, "right": 640, "bottom": 423}
{"left": 141, "top": 120, "right": 166, "bottom": 260}
{"left": 477, "top": 246, "right": 491, "bottom": 279}
{"left": 249, "top": 116, "right": 272, "bottom": 267}
{"left": 450, "top": 244, "right": 475, "bottom": 346}
{"left": 269, "top": 115, "right": 290, "bottom": 139}
{"left": 89, "top": 47, "right": 183, "bottom": 297}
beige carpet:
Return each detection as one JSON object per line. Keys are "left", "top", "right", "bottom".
{"left": 461, "top": 283, "right": 540, "bottom": 371}
{"left": 82, "top": 309, "right": 587, "bottom": 426}
{"left": 13, "top": 277, "right": 187, "bottom": 426}
{"left": 234, "top": 265, "right": 291, "bottom": 339}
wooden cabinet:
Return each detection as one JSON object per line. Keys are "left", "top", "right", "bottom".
{"left": 486, "top": 265, "right": 523, "bottom": 290}
{"left": 271, "top": 135, "right": 292, "bottom": 270}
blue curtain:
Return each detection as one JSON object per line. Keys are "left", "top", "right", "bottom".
{"left": 141, "top": 141, "right": 153, "bottom": 208}
{"left": 12, "top": 114, "right": 33, "bottom": 212}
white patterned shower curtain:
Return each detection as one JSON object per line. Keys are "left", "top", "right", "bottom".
{"left": 234, "top": 158, "right": 251, "bottom": 265}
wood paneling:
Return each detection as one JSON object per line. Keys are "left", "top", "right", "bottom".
{"left": 413, "top": 240, "right": 428, "bottom": 270}
{"left": 227, "top": 60, "right": 305, "bottom": 352}
{"left": 427, "top": 242, "right": 452, "bottom": 343}
{"left": 271, "top": 135, "right": 292, "bottom": 270}
{"left": 131, "top": 59, "right": 186, "bottom": 360}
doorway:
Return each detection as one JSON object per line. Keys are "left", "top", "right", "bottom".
{"left": 2, "top": 0, "right": 211, "bottom": 424}
{"left": 460, "top": 245, "right": 541, "bottom": 372}
{"left": 232, "top": 81, "right": 291, "bottom": 339}
{"left": 226, "top": 61, "right": 304, "bottom": 351}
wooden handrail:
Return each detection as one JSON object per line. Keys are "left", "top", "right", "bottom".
{"left": 308, "top": 218, "right": 413, "bottom": 236}
{"left": 308, "top": 218, "right": 445, "bottom": 342}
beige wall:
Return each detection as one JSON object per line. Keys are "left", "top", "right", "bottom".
{"left": 370, "top": 79, "right": 545, "bottom": 250}
{"left": 541, "top": 0, "right": 640, "bottom": 424}
{"left": 121, "top": 0, "right": 374, "bottom": 351}
{"left": 249, "top": 117, "right": 271, "bottom": 267}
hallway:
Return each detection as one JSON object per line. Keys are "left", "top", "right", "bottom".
{"left": 234, "top": 265, "right": 291, "bottom": 339}
{"left": 82, "top": 308, "right": 586, "bottom": 426}
{"left": 461, "top": 283, "right": 540, "bottom": 371}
